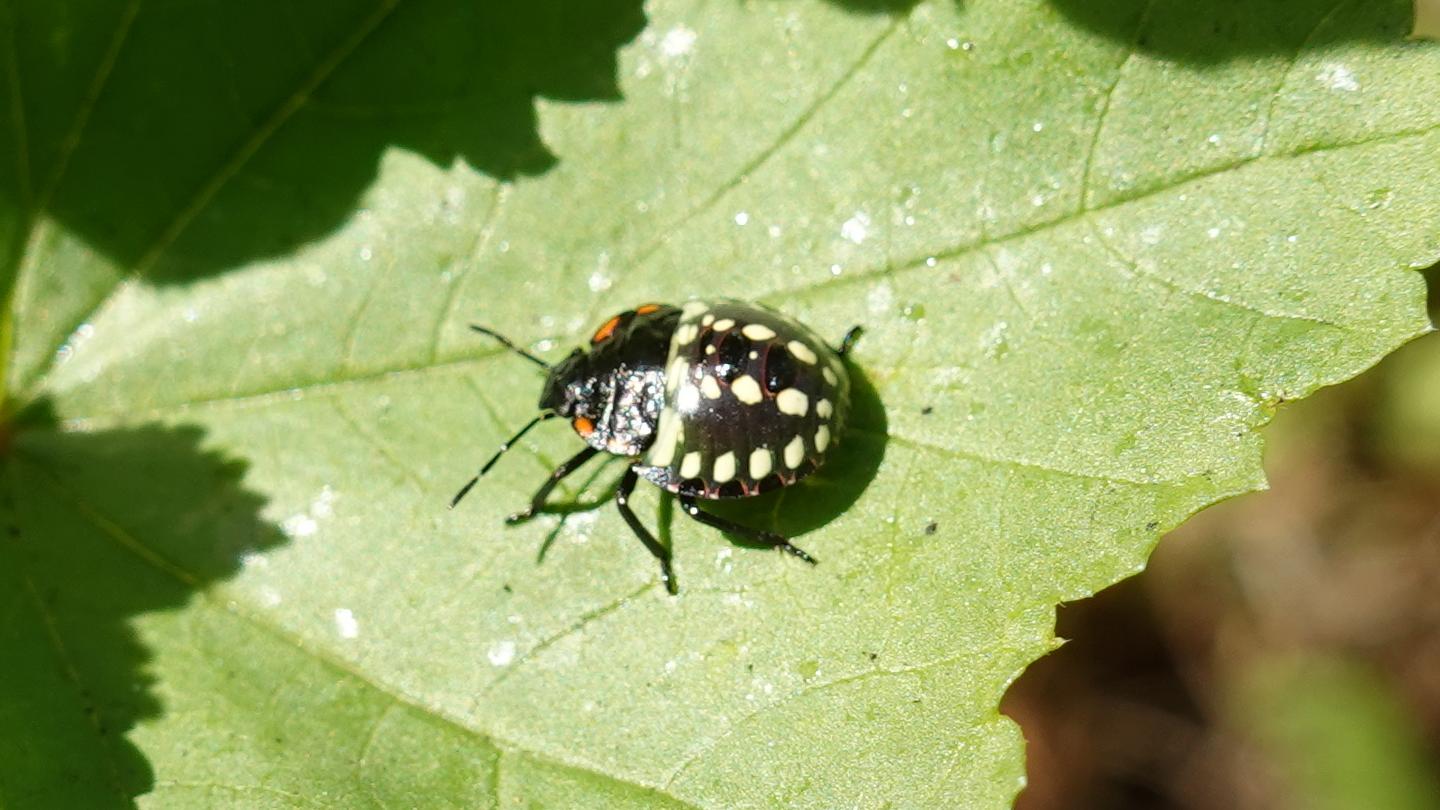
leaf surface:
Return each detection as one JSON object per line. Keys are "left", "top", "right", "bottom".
{"left": 2, "top": 0, "right": 1437, "bottom": 807}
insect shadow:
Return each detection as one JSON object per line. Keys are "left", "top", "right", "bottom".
{"left": 534, "top": 456, "right": 626, "bottom": 563}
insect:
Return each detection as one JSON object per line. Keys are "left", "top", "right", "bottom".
{"left": 451, "top": 299, "right": 861, "bottom": 594}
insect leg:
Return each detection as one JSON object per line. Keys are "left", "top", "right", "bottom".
{"left": 505, "top": 446, "right": 600, "bottom": 523}
{"left": 835, "top": 325, "right": 864, "bottom": 357}
{"left": 677, "top": 494, "right": 818, "bottom": 565}
{"left": 616, "top": 468, "right": 677, "bottom": 594}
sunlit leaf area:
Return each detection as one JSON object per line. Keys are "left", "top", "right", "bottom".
{"left": 2, "top": 1, "right": 1437, "bottom": 807}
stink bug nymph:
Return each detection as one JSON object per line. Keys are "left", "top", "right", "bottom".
{"left": 451, "top": 300, "right": 861, "bottom": 594}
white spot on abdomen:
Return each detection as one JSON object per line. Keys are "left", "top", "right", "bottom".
{"left": 742, "top": 323, "right": 776, "bottom": 341}
{"left": 649, "top": 409, "right": 682, "bottom": 466}
{"left": 680, "top": 452, "right": 702, "bottom": 479}
{"left": 814, "top": 425, "right": 831, "bottom": 452}
{"left": 713, "top": 451, "right": 737, "bottom": 482}
{"left": 701, "top": 375, "right": 722, "bottom": 399}
{"left": 784, "top": 436, "right": 805, "bottom": 469}
{"left": 787, "top": 340, "right": 818, "bottom": 364}
{"left": 776, "top": 388, "right": 808, "bottom": 416}
{"left": 732, "top": 375, "right": 763, "bottom": 404}
{"left": 749, "top": 448, "right": 773, "bottom": 479}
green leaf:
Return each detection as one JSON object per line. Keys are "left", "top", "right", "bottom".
{"left": 2, "top": 0, "right": 1437, "bottom": 807}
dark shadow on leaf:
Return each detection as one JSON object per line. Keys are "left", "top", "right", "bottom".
{"left": 0, "top": 402, "right": 285, "bottom": 807}
{"left": 533, "top": 462, "right": 625, "bottom": 564}
{"left": 3, "top": 0, "right": 646, "bottom": 282}
{"left": 707, "top": 357, "right": 888, "bottom": 543}
{"left": 803, "top": 0, "right": 926, "bottom": 15}
{"left": 1048, "top": 0, "right": 1413, "bottom": 63}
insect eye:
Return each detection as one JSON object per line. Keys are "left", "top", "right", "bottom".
{"left": 763, "top": 344, "right": 798, "bottom": 394}
{"left": 715, "top": 332, "right": 750, "bottom": 382}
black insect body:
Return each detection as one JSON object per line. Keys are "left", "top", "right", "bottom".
{"left": 452, "top": 300, "right": 860, "bottom": 594}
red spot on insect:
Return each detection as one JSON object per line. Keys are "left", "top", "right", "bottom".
{"left": 591, "top": 315, "right": 622, "bottom": 343}
{"left": 573, "top": 416, "right": 596, "bottom": 437}
{"left": 635, "top": 303, "right": 662, "bottom": 314}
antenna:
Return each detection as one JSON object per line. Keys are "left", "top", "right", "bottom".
{"left": 470, "top": 325, "right": 550, "bottom": 370}
{"left": 449, "top": 412, "right": 557, "bottom": 508}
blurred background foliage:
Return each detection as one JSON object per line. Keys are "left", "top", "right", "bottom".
{"left": 1007, "top": 263, "right": 1440, "bottom": 809}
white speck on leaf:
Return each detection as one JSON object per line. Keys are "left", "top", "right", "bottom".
{"left": 334, "top": 608, "right": 359, "bottom": 639}
{"left": 1317, "top": 63, "right": 1359, "bottom": 91}
{"left": 841, "top": 211, "right": 871, "bottom": 244}
{"left": 282, "top": 486, "right": 335, "bottom": 538}
{"left": 868, "top": 282, "right": 895, "bottom": 314}
{"left": 660, "top": 26, "right": 697, "bottom": 58}
{"left": 281, "top": 514, "right": 317, "bottom": 538}
{"left": 488, "top": 640, "right": 517, "bottom": 666}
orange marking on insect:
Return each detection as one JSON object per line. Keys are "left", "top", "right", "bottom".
{"left": 591, "top": 315, "right": 623, "bottom": 343}
{"left": 635, "top": 303, "right": 662, "bottom": 314}
{"left": 573, "top": 416, "right": 596, "bottom": 437}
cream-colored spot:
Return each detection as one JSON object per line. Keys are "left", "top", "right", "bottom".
{"left": 787, "top": 340, "right": 818, "bottom": 364}
{"left": 784, "top": 435, "right": 805, "bottom": 468}
{"left": 675, "top": 323, "right": 699, "bottom": 345}
{"left": 702, "top": 313, "right": 715, "bottom": 326}
{"left": 667, "top": 357, "right": 689, "bottom": 392}
{"left": 701, "top": 375, "right": 722, "bottom": 399}
{"left": 814, "top": 425, "right": 831, "bottom": 452}
{"left": 823, "top": 367, "right": 838, "bottom": 386}
{"left": 732, "top": 375, "right": 763, "bottom": 404}
{"left": 748, "top": 350, "right": 758, "bottom": 360}
{"left": 712, "top": 318, "right": 735, "bottom": 331}
{"left": 680, "top": 451, "right": 702, "bottom": 479}
{"left": 749, "top": 448, "right": 773, "bottom": 479}
{"left": 682, "top": 301, "right": 708, "bottom": 319}
{"left": 713, "top": 451, "right": 736, "bottom": 482}
{"left": 742, "top": 323, "right": 776, "bottom": 340}
{"left": 816, "top": 398, "right": 833, "bottom": 418}
{"left": 676, "top": 383, "right": 700, "bottom": 413}
{"left": 776, "top": 388, "right": 808, "bottom": 416}
{"left": 705, "top": 344, "right": 716, "bottom": 355}
{"left": 649, "top": 410, "right": 682, "bottom": 466}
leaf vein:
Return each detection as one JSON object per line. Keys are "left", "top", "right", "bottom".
{"left": 770, "top": 122, "right": 1440, "bottom": 306}
{"left": 20, "top": 0, "right": 402, "bottom": 404}
{"left": 1077, "top": 0, "right": 1155, "bottom": 211}
{"left": 626, "top": 15, "right": 905, "bottom": 273}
